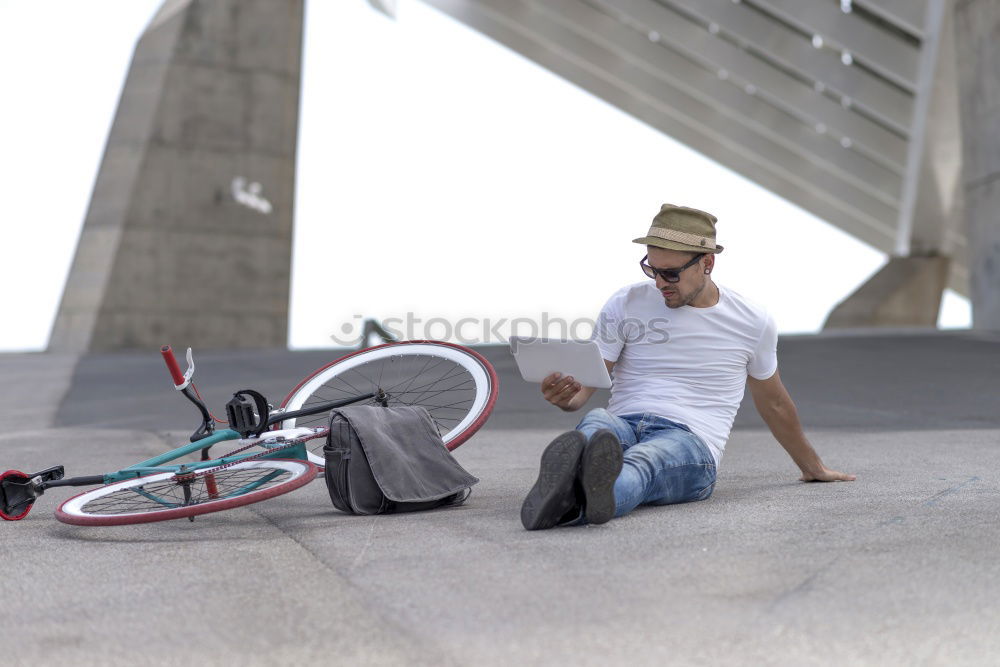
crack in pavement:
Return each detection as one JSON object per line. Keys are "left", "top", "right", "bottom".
{"left": 922, "top": 476, "right": 980, "bottom": 507}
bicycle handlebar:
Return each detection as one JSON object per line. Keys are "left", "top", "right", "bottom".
{"left": 161, "top": 345, "right": 185, "bottom": 386}
{"left": 162, "top": 344, "right": 215, "bottom": 441}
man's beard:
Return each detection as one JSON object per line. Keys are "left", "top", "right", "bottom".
{"left": 663, "top": 280, "right": 706, "bottom": 308}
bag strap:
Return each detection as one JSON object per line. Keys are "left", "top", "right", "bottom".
{"left": 441, "top": 487, "right": 472, "bottom": 506}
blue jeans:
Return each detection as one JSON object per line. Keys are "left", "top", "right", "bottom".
{"left": 575, "top": 408, "right": 717, "bottom": 518}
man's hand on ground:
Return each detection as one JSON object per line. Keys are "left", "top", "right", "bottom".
{"left": 541, "top": 373, "right": 586, "bottom": 411}
{"left": 800, "top": 467, "right": 857, "bottom": 482}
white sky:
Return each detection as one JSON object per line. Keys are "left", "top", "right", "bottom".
{"left": 0, "top": 0, "right": 971, "bottom": 352}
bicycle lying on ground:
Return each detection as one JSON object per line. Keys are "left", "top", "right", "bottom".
{"left": 1, "top": 341, "right": 498, "bottom": 526}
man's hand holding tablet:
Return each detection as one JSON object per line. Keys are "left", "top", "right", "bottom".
{"left": 510, "top": 338, "right": 614, "bottom": 412}
{"left": 541, "top": 372, "right": 589, "bottom": 412}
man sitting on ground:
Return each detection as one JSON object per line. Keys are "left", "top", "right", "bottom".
{"left": 521, "top": 203, "right": 855, "bottom": 530}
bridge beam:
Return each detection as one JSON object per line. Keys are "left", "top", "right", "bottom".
{"left": 825, "top": 0, "right": 962, "bottom": 329}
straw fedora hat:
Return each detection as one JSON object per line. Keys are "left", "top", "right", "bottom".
{"left": 632, "top": 204, "right": 724, "bottom": 254}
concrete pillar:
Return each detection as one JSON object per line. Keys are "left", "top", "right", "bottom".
{"left": 954, "top": 0, "right": 1000, "bottom": 330}
{"left": 824, "top": 255, "right": 950, "bottom": 329}
{"left": 49, "top": 0, "right": 304, "bottom": 351}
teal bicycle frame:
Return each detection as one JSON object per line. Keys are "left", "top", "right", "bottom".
{"left": 103, "top": 429, "right": 310, "bottom": 484}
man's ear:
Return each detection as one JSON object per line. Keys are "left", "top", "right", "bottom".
{"left": 702, "top": 254, "right": 715, "bottom": 274}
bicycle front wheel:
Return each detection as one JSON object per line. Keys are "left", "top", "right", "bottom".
{"left": 55, "top": 459, "right": 317, "bottom": 526}
{"left": 281, "top": 340, "right": 499, "bottom": 465}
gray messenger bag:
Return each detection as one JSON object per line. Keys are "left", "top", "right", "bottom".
{"left": 323, "top": 405, "right": 479, "bottom": 515}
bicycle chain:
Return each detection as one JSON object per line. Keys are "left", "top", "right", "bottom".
{"left": 173, "top": 429, "right": 329, "bottom": 482}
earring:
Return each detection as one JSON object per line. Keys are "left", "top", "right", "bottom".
{"left": 704, "top": 269, "right": 711, "bottom": 274}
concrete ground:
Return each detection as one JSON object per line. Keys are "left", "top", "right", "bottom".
{"left": 2, "top": 332, "right": 999, "bottom": 665}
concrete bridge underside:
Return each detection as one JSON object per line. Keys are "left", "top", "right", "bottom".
{"left": 49, "top": 0, "right": 999, "bottom": 352}
{"left": 412, "top": 0, "right": 999, "bottom": 329}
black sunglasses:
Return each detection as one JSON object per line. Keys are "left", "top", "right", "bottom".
{"left": 639, "top": 253, "right": 704, "bottom": 283}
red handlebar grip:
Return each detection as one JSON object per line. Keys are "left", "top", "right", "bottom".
{"left": 161, "top": 345, "right": 185, "bottom": 386}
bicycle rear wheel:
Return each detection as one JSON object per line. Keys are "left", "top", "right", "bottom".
{"left": 280, "top": 340, "right": 499, "bottom": 465}
{"left": 55, "top": 459, "right": 317, "bottom": 526}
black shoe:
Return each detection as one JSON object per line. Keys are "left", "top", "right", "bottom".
{"left": 520, "top": 431, "right": 587, "bottom": 530}
{"left": 580, "top": 429, "right": 623, "bottom": 525}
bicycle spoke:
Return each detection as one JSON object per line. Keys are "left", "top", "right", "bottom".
{"left": 402, "top": 373, "right": 476, "bottom": 407}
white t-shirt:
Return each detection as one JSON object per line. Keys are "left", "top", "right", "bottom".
{"left": 591, "top": 281, "right": 777, "bottom": 466}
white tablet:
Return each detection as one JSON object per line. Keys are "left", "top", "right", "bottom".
{"left": 509, "top": 337, "right": 612, "bottom": 389}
